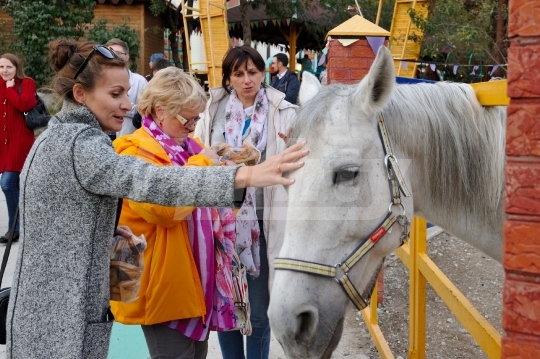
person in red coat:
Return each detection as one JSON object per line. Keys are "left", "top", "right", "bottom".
{"left": 0, "top": 53, "right": 37, "bottom": 243}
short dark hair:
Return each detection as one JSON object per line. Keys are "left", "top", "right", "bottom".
{"left": 274, "top": 53, "right": 288, "bottom": 67}
{"left": 221, "top": 45, "right": 266, "bottom": 93}
{"left": 152, "top": 58, "right": 173, "bottom": 72}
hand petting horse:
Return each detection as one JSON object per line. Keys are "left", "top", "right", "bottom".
{"left": 268, "top": 46, "right": 506, "bottom": 359}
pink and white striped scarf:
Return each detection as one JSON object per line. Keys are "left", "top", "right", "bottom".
{"left": 142, "top": 116, "right": 237, "bottom": 340}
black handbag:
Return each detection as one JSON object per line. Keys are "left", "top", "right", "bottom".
{"left": 17, "top": 83, "right": 51, "bottom": 130}
{"left": 0, "top": 206, "right": 18, "bottom": 345}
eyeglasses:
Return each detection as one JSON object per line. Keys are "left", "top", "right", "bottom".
{"left": 73, "top": 45, "right": 117, "bottom": 80}
{"left": 176, "top": 113, "right": 201, "bottom": 129}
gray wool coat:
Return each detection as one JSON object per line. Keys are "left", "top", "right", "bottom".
{"left": 6, "top": 106, "right": 239, "bottom": 359}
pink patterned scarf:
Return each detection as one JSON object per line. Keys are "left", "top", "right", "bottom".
{"left": 142, "top": 116, "right": 236, "bottom": 340}
{"left": 225, "top": 87, "right": 269, "bottom": 277}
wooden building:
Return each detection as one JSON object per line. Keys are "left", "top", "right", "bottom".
{"left": 95, "top": 0, "right": 164, "bottom": 75}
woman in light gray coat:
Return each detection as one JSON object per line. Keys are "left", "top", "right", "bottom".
{"left": 6, "top": 39, "right": 307, "bottom": 359}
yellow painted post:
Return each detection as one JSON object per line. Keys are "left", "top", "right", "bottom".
{"left": 370, "top": 283, "right": 378, "bottom": 323}
{"left": 408, "top": 216, "right": 427, "bottom": 359}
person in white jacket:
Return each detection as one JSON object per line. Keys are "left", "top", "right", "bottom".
{"left": 194, "top": 45, "right": 297, "bottom": 359}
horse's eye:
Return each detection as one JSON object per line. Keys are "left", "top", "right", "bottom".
{"left": 333, "top": 167, "right": 360, "bottom": 184}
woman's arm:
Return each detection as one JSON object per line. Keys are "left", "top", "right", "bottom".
{"left": 5, "top": 78, "right": 38, "bottom": 112}
{"left": 72, "top": 128, "right": 307, "bottom": 207}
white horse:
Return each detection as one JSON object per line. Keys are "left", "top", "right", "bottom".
{"left": 268, "top": 46, "right": 506, "bottom": 359}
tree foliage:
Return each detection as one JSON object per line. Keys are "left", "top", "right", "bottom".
{"left": 409, "top": 0, "right": 508, "bottom": 66}
{"left": 2, "top": 0, "right": 95, "bottom": 87}
{"left": 88, "top": 18, "right": 141, "bottom": 72}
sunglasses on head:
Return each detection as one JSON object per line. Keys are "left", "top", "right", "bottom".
{"left": 73, "top": 45, "right": 117, "bottom": 80}
{"left": 175, "top": 113, "right": 201, "bottom": 129}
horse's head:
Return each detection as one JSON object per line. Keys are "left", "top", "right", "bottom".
{"left": 269, "top": 47, "right": 413, "bottom": 358}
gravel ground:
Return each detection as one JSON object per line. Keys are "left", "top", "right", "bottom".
{"left": 355, "top": 231, "right": 504, "bottom": 359}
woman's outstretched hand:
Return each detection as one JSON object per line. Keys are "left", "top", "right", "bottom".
{"left": 234, "top": 141, "right": 308, "bottom": 189}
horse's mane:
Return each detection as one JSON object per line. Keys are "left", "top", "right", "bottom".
{"left": 384, "top": 82, "right": 506, "bottom": 226}
{"left": 292, "top": 81, "right": 506, "bottom": 227}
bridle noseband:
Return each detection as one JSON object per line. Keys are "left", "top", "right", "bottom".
{"left": 274, "top": 114, "right": 412, "bottom": 310}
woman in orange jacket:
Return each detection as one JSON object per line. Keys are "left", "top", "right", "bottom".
{"left": 111, "top": 67, "right": 238, "bottom": 359}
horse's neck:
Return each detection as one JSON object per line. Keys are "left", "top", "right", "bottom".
{"left": 410, "top": 172, "right": 503, "bottom": 262}
{"left": 381, "top": 85, "right": 505, "bottom": 263}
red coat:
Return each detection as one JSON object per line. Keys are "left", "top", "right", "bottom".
{"left": 0, "top": 77, "right": 37, "bottom": 172}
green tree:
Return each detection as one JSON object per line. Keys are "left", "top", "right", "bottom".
{"left": 409, "top": 0, "right": 508, "bottom": 68}
{"left": 2, "top": 0, "right": 95, "bottom": 87}
{"left": 88, "top": 18, "right": 141, "bottom": 72}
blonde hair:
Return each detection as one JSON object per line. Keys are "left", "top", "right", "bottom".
{"left": 137, "top": 67, "right": 207, "bottom": 117}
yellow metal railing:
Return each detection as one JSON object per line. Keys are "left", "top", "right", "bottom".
{"left": 361, "top": 216, "right": 501, "bottom": 359}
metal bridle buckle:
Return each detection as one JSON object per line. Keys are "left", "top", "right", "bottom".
{"left": 384, "top": 154, "right": 396, "bottom": 180}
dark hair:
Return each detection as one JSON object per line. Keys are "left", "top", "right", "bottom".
{"left": 49, "top": 39, "right": 126, "bottom": 102}
{"left": 152, "top": 58, "right": 173, "bottom": 72}
{"left": 274, "top": 53, "right": 289, "bottom": 68}
{"left": 221, "top": 45, "right": 266, "bottom": 93}
{"left": 0, "top": 53, "right": 26, "bottom": 80}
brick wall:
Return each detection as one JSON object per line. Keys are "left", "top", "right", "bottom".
{"left": 327, "top": 38, "right": 386, "bottom": 84}
{"left": 502, "top": 1, "right": 540, "bottom": 357}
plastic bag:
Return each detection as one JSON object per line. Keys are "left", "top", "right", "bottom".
{"left": 110, "top": 226, "right": 146, "bottom": 303}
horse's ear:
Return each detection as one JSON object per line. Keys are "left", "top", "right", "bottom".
{"left": 299, "top": 72, "right": 321, "bottom": 105}
{"left": 353, "top": 46, "right": 395, "bottom": 115}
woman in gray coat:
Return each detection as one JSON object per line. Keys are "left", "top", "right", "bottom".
{"left": 5, "top": 39, "right": 307, "bottom": 359}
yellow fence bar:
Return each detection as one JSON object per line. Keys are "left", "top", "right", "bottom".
{"left": 361, "top": 283, "right": 395, "bottom": 359}
{"left": 417, "top": 253, "right": 502, "bottom": 358}
{"left": 366, "top": 215, "right": 501, "bottom": 359}
{"left": 470, "top": 80, "right": 510, "bottom": 106}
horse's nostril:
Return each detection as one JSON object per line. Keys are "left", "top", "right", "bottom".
{"left": 294, "top": 307, "right": 319, "bottom": 343}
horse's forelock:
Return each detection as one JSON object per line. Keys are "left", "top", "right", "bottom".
{"left": 290, "top": 83, "right": 354, "bottom": 143}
